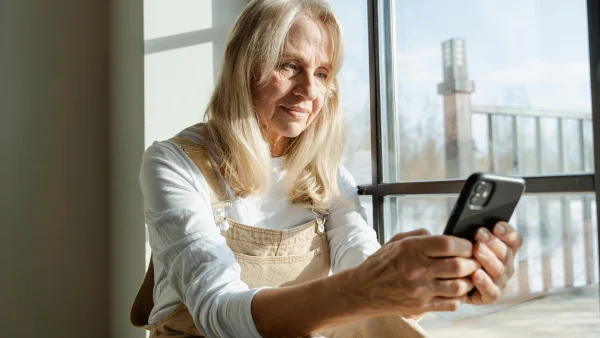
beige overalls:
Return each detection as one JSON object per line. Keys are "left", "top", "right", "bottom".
{"left": 131, "top": 137, "right": 430, "bottom": 338}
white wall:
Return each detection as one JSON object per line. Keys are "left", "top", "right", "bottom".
{"left": 144, "top": 0, "right": 248, "bottom": 148}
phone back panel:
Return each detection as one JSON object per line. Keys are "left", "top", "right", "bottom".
{"left": 444, "top": 173, "right": 525, "bottom": 241}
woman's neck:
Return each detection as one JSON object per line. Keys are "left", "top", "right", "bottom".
{"left": 266, "top": 130, "right": 288, "bottom": 158}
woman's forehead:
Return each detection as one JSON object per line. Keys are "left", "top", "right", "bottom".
{"left": 282, "top": 17, "right": 334, "bottom": 67}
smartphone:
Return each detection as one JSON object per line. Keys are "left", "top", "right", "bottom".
{"left": 443, "top": 173, "right": 525, "bottom": 241}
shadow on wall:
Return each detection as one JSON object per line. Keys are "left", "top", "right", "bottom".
{"left": 2, "top": 1, "right": 111, "bottom": 337}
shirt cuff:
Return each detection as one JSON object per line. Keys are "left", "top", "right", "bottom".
{"left": 229, "top": 287, "right": 272, "bottom": 338}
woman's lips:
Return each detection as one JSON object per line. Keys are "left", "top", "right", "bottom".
{"left": 281, "top": 106, "right": 309, "bottom": 119}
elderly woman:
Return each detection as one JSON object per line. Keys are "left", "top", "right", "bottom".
{"left": 130, "top": 0, "right": 523, "bottom": 337}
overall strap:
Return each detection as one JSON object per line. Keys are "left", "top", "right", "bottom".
{"left": 168, "top": 136, "right": 231, "bottom": 210}
{"left": 130, "top": 137, "right": 232, "bottom": 328}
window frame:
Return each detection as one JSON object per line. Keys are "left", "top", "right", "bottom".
{"left": 363, "top": 0, "right": 600, "bottom": 266}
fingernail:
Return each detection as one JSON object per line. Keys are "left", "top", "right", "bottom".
{"left": 495, "top": 223, "right": 506, "bottom": 235}
{"left": 477, "top": 228, "right": 489, "bottom": 242}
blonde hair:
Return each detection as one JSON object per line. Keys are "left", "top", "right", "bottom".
{"left": 204, "top": 0, "right": 346, "bottom": 211}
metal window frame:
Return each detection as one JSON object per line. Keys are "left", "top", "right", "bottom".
{"left": 365, "top": 0, "right": 599, "bottom": 249}
{"left": 587, "top": 0, "right": 600, "bottom": 285}
{"left": 367, "top": 0, "right": 385, "bottom": 242}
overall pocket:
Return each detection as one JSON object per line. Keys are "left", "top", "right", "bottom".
{"left": 234, "top": 247, "right": 329, "bottom": 288}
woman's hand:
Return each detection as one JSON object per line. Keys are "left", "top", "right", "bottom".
{"left": 467, "top": 222, "right": 524, "bottom": 305}
{"left": 342, "top": 228, "right": 480, "bottom": 318}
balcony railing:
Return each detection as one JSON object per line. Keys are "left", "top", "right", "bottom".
{"left": 471, "top": 105, "right": 597, "bottom": 294}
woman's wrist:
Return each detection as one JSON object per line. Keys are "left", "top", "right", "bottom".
{"left": 251, "top": 268, "right": 367, "bottom": 337}
{"left": 308, "top": 269, "right": 368, "bottom": 330}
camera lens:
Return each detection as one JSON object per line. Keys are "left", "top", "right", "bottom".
{"left": 475, "top": 181, "right": 487, "bottom": 193}
{"left": 470, "top": 195, "right": 484, "bottom": 206}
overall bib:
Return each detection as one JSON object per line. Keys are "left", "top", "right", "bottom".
{"left": 131, "top": 137, "right": 429, "bottom": 338}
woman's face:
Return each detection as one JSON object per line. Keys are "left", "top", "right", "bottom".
{"left": 252, "top": 17, "right": 333, "bottom": 151}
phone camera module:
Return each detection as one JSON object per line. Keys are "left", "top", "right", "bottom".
{"left": 469, "top": 181, "right": 495, "bottom": 209}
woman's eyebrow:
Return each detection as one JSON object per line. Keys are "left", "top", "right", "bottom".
{"left": 281, "top": 53, "right": 332, "bottom": 70}
{"left": 281, "top": 53, "right": 304, "bottom": 62}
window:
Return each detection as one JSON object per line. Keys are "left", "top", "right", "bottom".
{"left": 328, "top": 0, "right": 374, "bottom": 225}
{"left": 383, "top": 0, "right": 593, "bottom": 182}
{"left": 330, "top": 0, "right": 600, "bottom": 335}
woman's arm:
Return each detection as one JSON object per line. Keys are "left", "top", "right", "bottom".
{"left": 141, "top": 142, "right": 267, "bottom": 338}
{"left": 326, "top": 166, "right": 381, "bottom": 273}
{"left": 252, "top": 227, "right": 481, "bottom": 337}
{"left": 252, "top": 269, "right": 364, "bottom": 337}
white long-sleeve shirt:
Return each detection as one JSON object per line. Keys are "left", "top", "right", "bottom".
{"left": 140, "top": 124, "right": 381, "bottom": 338}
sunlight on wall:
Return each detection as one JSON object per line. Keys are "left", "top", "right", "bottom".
{"left": 144, "top": 0, "right": 212, "bottom": 39}
{"left": 144, "top": 43, "right": 214, "bottom": 148}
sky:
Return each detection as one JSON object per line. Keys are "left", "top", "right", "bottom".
{"left": 394, "top": 0, "right": 591, "bottom": 112}
{"left": 330, "top": 0, "right": 591, "bottom": 113}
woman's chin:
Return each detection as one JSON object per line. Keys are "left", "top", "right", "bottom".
{"left": 277, "top": 124, "right": 307, "bottom": 138}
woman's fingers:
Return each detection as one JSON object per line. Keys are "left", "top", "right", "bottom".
{"left": 492, "top": 222, "right": 524, "bottom": 254}
{"left": 468, "top": 269, "right": 503, "bottom": 305}
{"left": 473, "top": 223, "right": 520, "bottom": 288}
{"left": 412, "top": 235, "right": 474, "bottom": 258}
{"left": 428, "top": 295, "right": 467, "bottom": 312}
{"left": 433, "top": 278, "right": 474, "bottom": 298}
{"left": 475, "top": 227, "right": 509, "bottom": 262}
{"left": 474, "top": 242, "right": 513, "bottom": 285}
{"left": 431, "top": 257, "right": 481, "bottom": 278}
{"left": 473, "top": 242, "right": 514, "bottom": 288}
{"left": 385, "top": 228, "right": 431, "bottom": 245}
{"left": 475, "top": 223, "right": 523, "bottom": 263}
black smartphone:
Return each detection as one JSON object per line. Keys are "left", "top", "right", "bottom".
{"left": 443, "top": 173, "right": 525, "bottom": 241}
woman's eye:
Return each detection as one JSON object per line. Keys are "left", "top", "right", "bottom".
{"left": 316, "top": 72, "right": 328, "bottom": 79}
{"left": 281, "top": 63, "right": 297, "bottom": 70}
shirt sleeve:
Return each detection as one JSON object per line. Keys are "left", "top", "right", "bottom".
{"left": 139, "top": 141, "right": 268, "bottom": 338}
{"left": 326, "top": 166, "right": 382, "bottom": 274}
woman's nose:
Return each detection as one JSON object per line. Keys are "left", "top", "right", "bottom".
{"left": 292, "top": 73, "right": 318, "bottom": 101}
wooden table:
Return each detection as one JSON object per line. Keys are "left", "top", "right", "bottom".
{"left": 419, "top": 285, "right": 600, "bottom": 337}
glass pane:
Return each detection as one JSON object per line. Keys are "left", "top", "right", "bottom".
{"left": 382, "top": 0, "right": 593, "bottom": 182}
{"left": 383, "top": 194, "right": 599, "bottom": 336}
{"left": 519, "top": 117, "right": 538, "bottom": 175}
{"left": 328, "top": 0, "right": 372, "bottom": 185}
{"left": 584, "top": 120, "right": 595, "bottom": 172}
{"left": 563, "top": 119, "right": 584, "bottom": 172}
